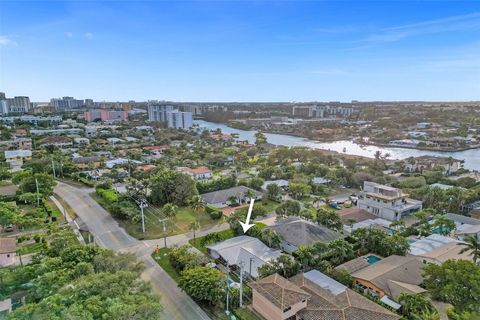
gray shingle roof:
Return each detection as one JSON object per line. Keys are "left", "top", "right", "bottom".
{"left": 201, "top": 186, "right": 262, "bottom": 205}
{"left": 268, "top": 217, "right": 342, "bottom": 247}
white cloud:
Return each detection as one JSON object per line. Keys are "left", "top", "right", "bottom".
{"left": 364, "top": 12, "right": 480, "bottom": 43}
{"left": 64, "top": 32, "right": 73, "bottom": 38}
{"left": 0, "top": 35, "right": 17, "bottom": 46}
{"left": 84, "top": 32, "right": 93, "bottom": 39}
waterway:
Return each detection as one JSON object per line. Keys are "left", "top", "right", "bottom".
{"left": 195, "top": 120, "right": 480, "bottom": 171}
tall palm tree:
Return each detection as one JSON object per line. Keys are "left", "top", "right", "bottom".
{"left": 162, "top": 203, "right": 178, "bottom": 219}
{"left": 398, "top": 292, "right": 436, "bottom": 319}
{"left": 189, "top": 195, "right": 205, "bottom": 215}
{"left": 458, "top": 234, "right": 480, "bottom": 264}
{"left": 189, "top": 219, "right": 201, "bottom": 243}
{"left": 243, "top": 189, "right": 256, "bottom": 203}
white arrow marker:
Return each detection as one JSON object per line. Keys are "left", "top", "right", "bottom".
{"left": 239, "top": 198, "right": 255, "bottom": 233}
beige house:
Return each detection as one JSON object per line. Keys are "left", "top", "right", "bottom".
{"left": 0, "top": 238, "right": 16, "bottom": 266}
{"left": 252, "top": 270, "right": 399, "bottom": 320}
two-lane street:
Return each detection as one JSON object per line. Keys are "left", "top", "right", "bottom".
{"left": 54, "top": 181, "right": 211, "bottom": 320}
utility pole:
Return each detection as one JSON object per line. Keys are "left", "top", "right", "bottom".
{"left": 249, "top": 257, "right": 254, "bottom": 276}
{"left": 137, "top": 199, "right": 148, "bottom": 233}
{"left": 35, "top": 178, "right": 40, "bottom": 206}
{"left": 225, "top": 267, "right": 230, "bottom": 316}
{"left": 51, "top": 159, "right": 56, "bottom": 178}
{"left": 239, "top": 261, "right": 244, "bottom": 308}
{"left": 159, "top": 218, "right": 168, "bottom": 248}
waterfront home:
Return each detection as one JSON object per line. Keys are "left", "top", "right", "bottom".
{"left": 0, "top": 238, "right": 16, "bottom": 267}
{"left": 267, "top": 216, "right": 342, "bottom": 253}
{"left": 251, "top": 270, "right": 399, "bottom": 320}
{"left": 357, "top": 181, "right": 422, "bottom": 221}
{"left": 200, "top": 186, "right": 262, "bottom": 208}
{"left": 402, "top": 155, "right": 463, "bottom": 175}
{"left": 206, "top": 235, "right": 281, "bottom": 278}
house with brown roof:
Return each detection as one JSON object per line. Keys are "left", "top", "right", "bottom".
{"left": 177, "top": 166, "right": 213, "bottom": 182}
{"left": 0, "top": 238, "right": 16, "bottom": 266}
{"left": 348, "top": 255, "right": 425, "bottom": 306}
{"left": 252, "top": 270, "right": 399, "bottom": 320}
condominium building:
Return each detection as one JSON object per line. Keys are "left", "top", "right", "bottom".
{"left": 292, "top": 105, "right": 354, "bottom": 118}
{"left": 357, "top": 181, "right": 422, "bottom": 221}
{"left": 0, "top": 95, "right": 31, "bottom": 114}
{"left": 51, "top": 96, "right": 84, "bottom": 111}
{"left": 148, "top": 105, "right": 193, "bottom": 129}
{"left": 84, "top": 109, "right": 127, "bottom": 122}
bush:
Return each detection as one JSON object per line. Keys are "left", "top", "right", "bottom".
{"left": 96, "top": 188, "right": 118, "bottom": 204}
{"left": 209, "top": 210, "right": 222, "bottom": 219}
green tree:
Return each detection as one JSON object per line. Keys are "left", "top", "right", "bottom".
{"left": 458, "top": 234, "right": 480, "bottom": 264}
{"left": 178, "top": 266, "right": 224, "bottom": 304}
{"left": 433, "top": 214, "right": 455, "bottom": 235}
{"left": 398, "top": 292, "right": 437, "bottom": 320}
{"left": 189, "top": 219, "right": 201, "bottom": 243}
{"left": 316, "top": 207, "right": 342, "bottom": 231}
{"left": 0, "top": 202, "right": 21, "bottom": 226}
{"left": 258, "top": 254, "right": 301, "bottom": 278}
{"left": 189, "top": 195, "right": 205, "bottom": 214}
{"left": 254, "top": 131, "right": 267, "bottom": 147}
{"left": 19, "top": 173, "right": 56, "bottom": 196}
{"left": 288, "top": 182, "right": 311, "bottom": 199}
{"left": 162, "top": 203, "right": 178, "bottom": 219}
{"left": 423, "top": 259, "right": 480, "bottom": 313}
{"left": 325, "top": 239, "right": 354, "bottom": 266}
{"left": 275, "top": 200, "right": 301, "bottom": 217}
{"left": 266, "top": 183, "right": 283, "bottom": 201}
{"left": 149, "top": 170, "right": 198, "bottom": 206}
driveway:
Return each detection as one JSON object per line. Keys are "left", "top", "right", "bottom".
{"left": 54, "top": 181, "right": 210, "bottom": 320}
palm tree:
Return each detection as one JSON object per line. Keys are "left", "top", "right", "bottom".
{"left": 326, "top": 239, "right": 354, "bottom": 266}
{"left": 294, "top": 246, "right": 313, "bottom": 271}
{"left": 243, "top": 189, "right": 256, "bottom": 203}
{"left": 189, "top": 195, "right": 205, "bottom": 215}
{"left": 398, "top": 292, "right": 436, "bottom": 319}
{"left": 162, "top": 203, "right": 178, "bottom": 219}
{"left": 458, "top": 234, "right": 480, "bottom": 264}
{"left": 189, "top": 219, "right": 201, "bottom": 243}
{"left": 433, "top": 214, "right": 455, "bottom": 236}
{"left": 390, "top": 220, "right": 405, "bottom": 233}
{"left": 227, "top": 195, "right": 238, "bottom": 206}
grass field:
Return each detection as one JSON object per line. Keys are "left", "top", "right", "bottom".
{"left": 98, "top": 196, "right": 227, "bottom": 240}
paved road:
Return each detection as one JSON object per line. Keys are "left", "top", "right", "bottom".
{"left": 54, "top": 181, "right": 210, "bottom": 320}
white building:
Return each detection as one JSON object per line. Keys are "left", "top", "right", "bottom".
{"left": 148, "top": 105, "right": 193, "bottom": 129}
{"left": 51, "top": 96, "right": 84, "bottom": 111}
{"left": 357, "top": 181, "right": 422, "bottom": 221}
{"left": 177, "top": 166, "right": 213, "bottom": 182}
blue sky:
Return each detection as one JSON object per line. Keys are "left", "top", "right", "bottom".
{"left": 1, "top": 1, "right": 479, "bottom": 102}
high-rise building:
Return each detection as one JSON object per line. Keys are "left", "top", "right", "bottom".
{"left": 0, "top": 94, "right": 31, "bottom": 114}
{"left": 51, "top": 96, "right": 84, "bottom": 111}
{"left": 148, "top": 105, "right": 193, "bottom": 129}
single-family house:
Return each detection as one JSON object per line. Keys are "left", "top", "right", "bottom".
{"left": 201, "top": 186, "right": 262, "bottom": 208}
{"left": 206, "top": 235, "right": 281, "bottom": 278}
{"left": 348, "top": 255, "right": 425, "bottom": 304}
{"left": 357, "top": 181, "right": 422, "bottom": 221}
{"left": 4, "top": 150, "right": 32, "bottom": 169}
{"left": 251, "top": 270, "right": 399, "bottom": 320}
{"left": 268, "top": 216, "right": 342, "bottom": 253}
{"left": 178, "top": 166, "right": 213, "bottom": 182}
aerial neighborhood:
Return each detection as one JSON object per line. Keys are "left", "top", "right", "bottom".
{"left": 1, "top": 93, "right": 480, "bottom": 320}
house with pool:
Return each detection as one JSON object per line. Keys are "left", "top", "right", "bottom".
{"left": 335, "top": 255, "right": 425, "bottom": 309}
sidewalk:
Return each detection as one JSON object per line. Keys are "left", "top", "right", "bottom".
{"left": 49, "top": 195, "right": 85, "bottom": 244}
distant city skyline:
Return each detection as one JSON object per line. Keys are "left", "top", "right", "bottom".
{"left": 1, "top": 1, "right": 479, "bottom": 102}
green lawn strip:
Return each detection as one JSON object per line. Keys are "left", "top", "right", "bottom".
{"left": 17, "top": 242, "right": 44, "bottom": 255}
{"left": 151, "top": 247, "right": 181, "bottom": 282}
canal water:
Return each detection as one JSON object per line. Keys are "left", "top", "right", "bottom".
{"left": 195, "top": 120, "right": 480, "bottom": 171}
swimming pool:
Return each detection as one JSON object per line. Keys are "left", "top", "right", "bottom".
{"left": 365, "top": 255, "right": 382, "bottom": 264}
